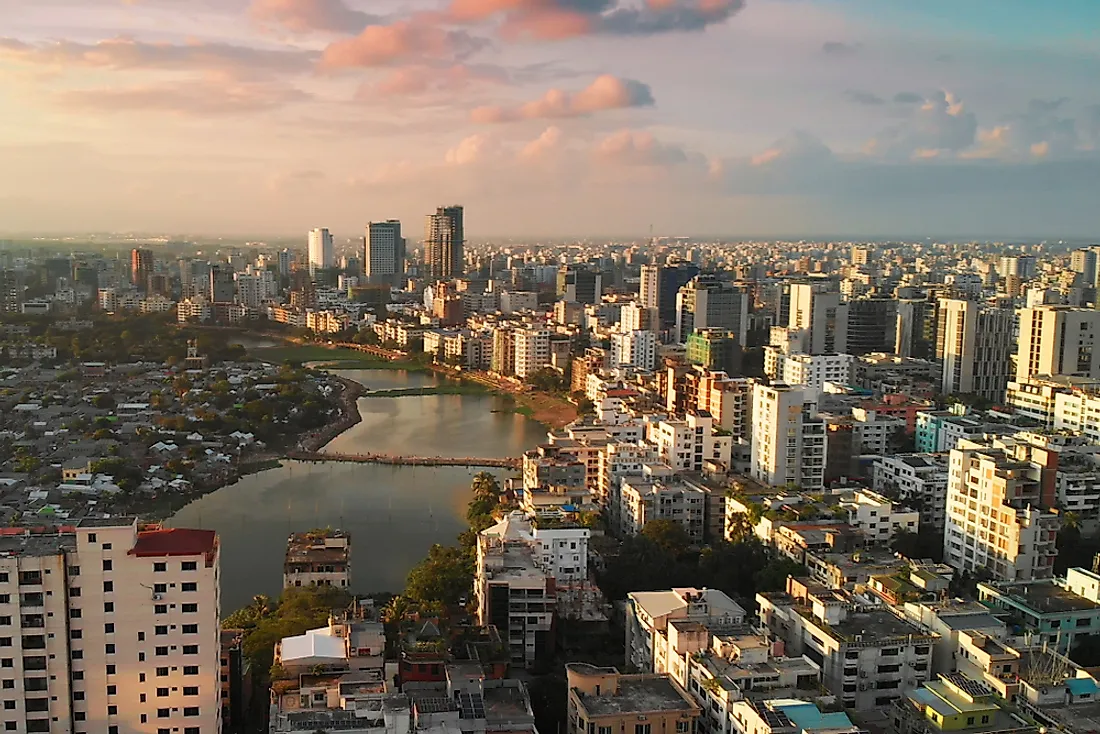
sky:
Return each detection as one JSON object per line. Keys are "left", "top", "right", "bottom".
{"left": 1, "top": 0, "right": 1099, "bottom": 239}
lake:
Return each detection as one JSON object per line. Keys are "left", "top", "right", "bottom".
{"left": 169, "top": 368, "right": 545, "bottom": 611}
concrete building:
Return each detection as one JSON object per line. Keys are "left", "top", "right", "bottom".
{"left": 837, "top": 489, "right": 919, "bottom": 544}
{"left": 675, "top": 276, "right": 750, "bottom": 345}
{"left": 729, "top": 699, "right": 863, "bottom": 734}
{"left": 610, "top": 329, "right": 658, "bottom": 371}
{"left": 425, "top": 206, "right": 465, "bottom": 280}
{"left": 1071, "top": 247, "right": 1098, "bottom": 287}
{"left": 209, "top": 265, "right": 236, "bottom": 304}
{"left": 557, "top": 266, "right": 603, "bottom": 305}
{"left": 767, "top": 352, "right": 855, "bottom": 393}
{"left": 751, "top": 384, "right": 827, "bottom": 490}
{"left": 364, "top": 220, "right": 405, "bottom": 286}
{"left": 976, "top": 568, "right": 1100, "bottom": 654}
{"left": 1016, "top": 306, "right": 1100, "bottom": 382}
{"left": 308, "top": 227, "right": 334, "bottom": 275}
{"left": 0, "top": 519, "right": 222, "bottom": 734}
{"left": 566, "top": 664, "right": 700, "bottom": 734}
{"left": 626, "top": 588, "right": 746, "bottom": 672}
{"left": 944, "top": 439, "right": 1059, "bottom": 582}
{"left": 641, "top": 262, "right": 700, "bottom": 334}
{"left": 513, "top": 328, "right": 551, "bottom": 379}
{"left": 757, "top": 577, "right": 936, "bottom": 710}
{"left": 618, "top": 476, "right": 707, "bottom": 541}
{"left": 283, "top": 529, "right": 351, "bottom": 590}
{"left": 788, "top": 284, "right": 848, "bottom": 355}
{"left": 649, "top": 412, "right": 732, "bottom": 473}
{"left": 873, "top": 455, "right": 950, "bottom": 530}
{"left": 936, "top": 299, "right": 1015, "bottom": 402}
{"left": 847, "top": 297, "right": 899, "bottom": 356}
{"left": 131, "top": 247, "right": 154, "bottom": 290}
{"left": 686, "top": 329, "right": 743, "bottom": 375}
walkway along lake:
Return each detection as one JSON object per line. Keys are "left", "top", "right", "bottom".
{"left": 169, "top": 368, "right": 544, "bottom": 611}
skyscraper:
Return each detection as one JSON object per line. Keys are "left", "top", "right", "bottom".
{"left": 556, "top": 265, "right": 602, "bottom": 304}
{"left": 307, "top": 228, "right": 334, "bottom": 275}
{"left": 788, "top": 283, "right": 848, "bottom": 355}
{"left": 278, "top": 248, "right": 292, "bottom": 278}
{"left": 131, "top": 248, "right": 153, "bottom": 290}
{"left": 364, "top": 220, "right": 405, "bottom": 286}
{"left": 424, "top": 206, "right": 464, "bottom": 280}
{"left": 674, "top": 275, "right": 750, "bottom": 345}
{"left": 1071, "top": 248, "right": 1099, "bottom": 289}
{"left": 208, "top": 264, "right": 235, "bottom": 303}
{"left": 640, "top": 262, "right": 700, "bottom": 334}
{"left": 1016, "top": 305, "right": 1100, "bottom": 381}
{"left": 937, "top": 298, "right": 1014, "bottom": 401}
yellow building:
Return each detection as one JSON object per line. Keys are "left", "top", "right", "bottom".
{"left": 567, "top": 664, "right": 700, "bottom": 734}
{"left": 906, "top": 673, "right": 1001, "bottom": 731}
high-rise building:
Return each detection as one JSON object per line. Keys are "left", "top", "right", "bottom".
{"left": 937, "top": 299, "right": 1014, "bottom": 401}
{"left": 0, "top": 519, "right": 221, "bottom": 733}
{"left": 1016, "top": 305, "right": 1100, "bottom": 382}
{"left": 0, "top": 269, "right": 25, "bottom": 312}
{"left": 425, "top": 206, "right": 464, "bottom": 280}
{"left": 846, "top": 297, "right": 898, "bottom": 356}
{"left": 750, "top": 383, "right": 826, "bottom": 490}
{"left": 895, "top": 295, "right": 938, "bottom": 359}
{"left": 307, "top": 227, "right": 334, "bottom": 275}
{"left": 277, "top": 248, "right": 291, "bottom": 278}
{"left": 944, "top": 438, "right": 1058, "bottom": 581}
{"left": 685, "top": 329, "right": 742, "bottom": 374}
{"left": 209, "top": 265, "right": 236, "bottom": 304}
{"left": 640, "top": 262, "right": 700, "bottom": 334}
{"left": 513, "top": 328, "right": 551, "bottom": 379}
{"left": 556, "top": 265, "right": 602, "bottom": 304}
{"left": 131, "top": 248, "right": 154, "bottom": 290}
{"left": 851, "top": 246, "right": 873, "bottom": 266}
{"left": 609, "top": 329, "right": 657, "bottom": 371}
{"left": 999, "top": 254, "right": 1036, "bottom": 280}
{"left": 1071, "top": 247, "right": 1099, "bottom": 288}
{"left": 674, "top": 275, "right": 750, "bottom": 345}
{"left": 788, "top": 283, "right": 848, "bottom": 355}
{"left": 364, "top": 220, "right": 405, "bottom": 286}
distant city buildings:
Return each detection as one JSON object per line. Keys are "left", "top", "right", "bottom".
{"left": 425, "top": 205, "right": 465, "bottom": 280}
{"left": 308, "top": 227, "right": 334, "bottom": 275}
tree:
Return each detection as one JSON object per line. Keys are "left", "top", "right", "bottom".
{"left": 405, "top": 544, "right": 473, "bottom": 607}
{"left": 640, "top": 520, "right": 692, "bottom": 556}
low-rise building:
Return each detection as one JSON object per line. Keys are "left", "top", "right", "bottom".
{"left": 977, "top": 568, "right": 1100, "bottom": 653}
{"left": 283, "top": 529, "right": 351, "bottom": 590}
{"left": 566, "top": 664, "right": 701, "bottom": 734}
{"left": 618, "top": 475, "right": 707, "bottom": 542}
{"left": 873, "top": 455, "right": 950, "bottom": 530}
{"left": 837, "top": 489, "right": 919, "bottom": 544}
{"left": 626, "top": 587, "right": 746, "bottom": 672}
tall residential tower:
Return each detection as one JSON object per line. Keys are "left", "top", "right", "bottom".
{"left": 364, "top": 220, "right": 405, "bottom": 286}
{"left": 425, "top": 206, "right": 465, "bottom": 280}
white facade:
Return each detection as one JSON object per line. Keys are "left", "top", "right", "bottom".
{"left": 1016, "top": 306, "right": 1100, "bottom": 381}
{"left": 649, "top": 412, "right": 732, "bottom": 472}
{"left": 619, "top": 302, "right": 648, "bottom": 332}
{"left": 609, "top": 329, "right": 657, "bottom": 371}
{"left": 480, "top": 512, "right": 589, "bottom": 583}
{"left": 872, "top": 454, "right": 950, "bottom": 529}
{"left": 308, "top": 227, "right": 334, "bottom": 274}
{"left": 626, "top": 588, "right": 746, "bottom": 672}
{"left": 937, "top": 299, "right": 1015, "bottom": 401}
{"left": 850, "top": 407, "right": 906, "bottom": 455}
{"left": 769, "top": 351, "right": 855, "bottom": 392}
{"left": 499, "top": 291, "right": 539, "bottom": 314}
{"left": 750, "top": 383, "right": 826, "bottom": 490}
{"left": 618, "top": 477, "right": 706, "bottom": 541}
{"left": 513, "top": 328, "right": 552, "bottom": 379}
{"left": 788, "top": 284, "right": 848, "bottom": 355}
{"left": 837, "top": 489, "right": 919, "bottom": 543}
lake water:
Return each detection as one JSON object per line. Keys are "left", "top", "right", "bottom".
{"left": 169, "top": 369, "right": 544, "bottom": 611}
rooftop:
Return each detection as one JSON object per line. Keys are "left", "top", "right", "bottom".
{"left": 981, "top": 580, "right": 1100, "bottom": 615}
{"left": 130, "top": 528, "right": 217, "bottom": 557}
{"left": 573, "top": 674, "right": 698, "bottom": 718}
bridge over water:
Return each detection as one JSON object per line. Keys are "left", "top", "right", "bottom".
{"left": 285, "top": 450, "right": 520, "bottom": 469}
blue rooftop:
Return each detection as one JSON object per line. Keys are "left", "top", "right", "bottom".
{"left": 775, "top": 702, "right": 858, "bottom": 733}
{"left": 1068, "top": 678, "right": 1098, "bottom": 697}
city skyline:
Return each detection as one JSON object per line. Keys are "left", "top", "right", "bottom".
{"left": 2, "top": 0, "right": 1099, "bottom": 238}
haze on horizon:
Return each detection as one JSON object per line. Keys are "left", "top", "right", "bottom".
{"left": 1, "top": 0, "right": 1099, "bottom": 239}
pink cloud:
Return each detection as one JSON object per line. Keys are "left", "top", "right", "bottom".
{"left": 365, "top": 64, "right": 505, "bottom": 97}
{"left": 595, "top": 129, "right": 689, "bottom": 166}
{"left": 519, "top": 126, "right": 564, "bottom": 159}
{"left": 248, "top": 0, "right": 379, "bottom": 33}
{"left": 57, "top": 76, "right": 310, "bottom": 116}
{"left": 445, "top": 134, "right": 491, "bottom": 165}
{"left": 471, "top": 74, "right": 653, "bottom": 122}
{"left": 319, "top": 19, "right": 487, "bottom": 69}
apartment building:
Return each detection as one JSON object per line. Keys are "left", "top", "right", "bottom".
{"left": 788, "top": 284, "right": 848, "bottom": 355}
{"left": 598, "top": 441, "right": 658, "bottom": 523}
{"left": 618, "top": 475, "right": 706, "bottom": 542}
{"left": 751, "top": 384, "right": 827, "bottom": 490}
{"left": 977, "top": 568, "right": 1100, "bottom": 653}
{"left": 943, "top": 439, "right": 1059, "bottom": 582}
{"left": 692, "top": 372, "right": 754, "bottom": 440}
{"left": 626, "top": 587, "right": 746, "bottom": 672}
{"left": 566, "top": 664, "right": 700, "bottom": 734}
{"left": 873, "top": 455, "right": 950, "bottom": 530}
{"left": 729, "top": 699, "right": 864, "bottom": 734}
{"left": 850, "top": 408, "right": 907, "bottom": 455}
{"left": 837, "top": 489, "right": 919, "bottom": 544}
{"left": 0, "top": 520, "right": 221, "bottom": 734}
{"left": 1016, "top": 305, "right": 1100, "bottom": 382}
{"left": 610, "top": 329, "right": 658, "bottom": 371}
{"left": 283, "top": 529, "right": 350, "bottom": 590}
{"left": 936, "top": 299, "right": 1014, "bottom": 402}
{"left": 649, "top": 411, "right": 732, "bottom": 473}
{"left": 757, "top": 578, "right": 935, "bottom": 710}
{"left": 765, "top": 351, "right": 855, "bottom": 393}
{"left": 513, "top": 328, "right": 551, "bottom": 379}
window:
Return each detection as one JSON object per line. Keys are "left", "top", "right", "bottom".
{"left": 27, "top": 721, "right": 49, "bottom": 733}
{"left": 102, "top": 560, "right": 112, "bottom": 572}
{"left": 156, "top": 667, "right": 169, "bottom": 677}
{"left": 4, "top": 723, "right": 13, "bottom": 731}
{"left": 0, "top": 682, "right": 9, "bottom": 690}
{"left": 0, "top": 662, "right": 10, "bottom": 670}
{"left": 183, "top": 645, "right": 198, "bottom": 655}
{"left": 103, "top": 602, "right": 113, "bottom": 613}
{"left": 676, "top": 722, "right": 690, "bottom": 733}
{"left": 157, "top": 688, "right": 169, "bottom": 697}
{"left": 68, "top": 566, "right": 79, "bottom": 576}
{"left": 154, "top": 605, "right": 167, "bottom": 615}
{"left": 153, "top": 563, "right": 166, "bottom": 573}
{"left": 967, "top": 718, "right": 975, "bottom": 726}
{"left": 1078, "top": 618, "right": 1092, "bottom": 628}
{"left": 106, "top": 665, "right": 115, "bottom": 675}
{"left": 183, "top": 624, "right": 198, "bottom": 634}
{"left": 73, "top": 692, "right": 84, "bottom": 700}
{"left": 138, "top": 631, "right": 145, "bottom": 641}
{"left": 102, "top": 581, "right": 113, "bottom": 593}
{"left": 184, "top": 707, "right": 199, "bottom": 717}
{"left": 67, "top": 588, "right": 79, "bottom": 598}
{"left": 981, "top": 716, "right": 990, "bottom": 724}
{"left": 182, "top": 561, "right": 197, "bottom": 571}
{"left": 157, "top": 709, "right": 169, "bottom": 719}
{"left": 107, "top": 705, "right": 117, "bottom": 715}
{"left": 182, "top": 603, "right": 197, "bottom": 613}
{"left": 0, "top": 641, "right": 9, "bottom": 649}
{"left": 155, "top": 647, "right": 169, "bottom": 656}
{"left": 88, "top": 534, "right": 96, "bottom": 543}
{"left": 184, "top": 686, "right": 198, "bottom": 696}
{"left": 182, "top": 583, "right": 197, "bottom": 592}
{"left": 74, "top": 713, "right": 85, "bottom": 722}
{"left": 185, "top": 729, "right": 200, "bottom": 734}
{"left": 183, "top": 666, "right": 199, "bottom": 676}
{"left": 0, "top": 597, "right": 8, "bottom": 605}
{"left": 635, "top": 725, "right": 651, "bottom": 734}
{"left": 70, "top": 629, "right": 82, "bottom": 640}
{"left": 155, "top": 626, "right": 168, "bottom": 636}
{"left": 110, "top": 727, "right": 118, "bottom": 734}
{"left": 106, "top": 684, "right": 116, "bottom": 695}
{"left": 139, "top": 674, "right": 145, "bottom": 683}
{"left": 104, "top": 623, "right": 114, "bottom": 634}
{"left": 1, "top": 703, "right": 11, "bottom": 711}
{"left": 154, "top": 583, "right": 167, "bottom": 594}
{"left": 105, "top": 644, "right": 115, "bottom": 654}
{"left": 140, "top": 694, "right": 146, "bottom": 703}
{"left": 72, "top": 671, "right": 83, "bottom": 681}
{"left": 71, "top": 650, "right": 83, "bottom": 660}
{"left": 69, "top": 609, "right": 81, "bottom": 619}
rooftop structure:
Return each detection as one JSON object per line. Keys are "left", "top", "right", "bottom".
{"left": 283, "top": 528, "right": 351, "bottom": 590}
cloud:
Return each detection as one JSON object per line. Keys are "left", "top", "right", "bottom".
{"left": 56, "top": 76, "right": 311, "bottom": 115}
{"left": 448, "top": 0, "right": 744, "bottom": 40}
{"left": 471, "top": 74, "right": 653, "bottom": 122}
{"left": 844, "top": 90, "right": 884, "bottom": 106}
{"left": 893, "top": 91, "right": 923, "bottom": 105}
{"left": 961, "top": 98, "right": 1082, "bottom": 161}
{"left": 266, "top": 168, "right": 326, "bottom": 192}
{"left": 864, "top": 90, "right": 977, "bottom": 159}
{"left": 519, "top": 126, "right": 564, "bottom": 159}
{"left": 594, "top": 129, "right": 689, "bottom": 166}
{"left": 0, "top": 36, "right": 313, "bottom": 78}
{"left": 319, "top": 19, "right": 488, "bottom": 69}
{"left": 249, "top": 0, "right": 381, "bottom": 33}
{"left": 445, "top": 134, "right": 491, "bottom": 165}
{"left": 749, "top": 131, "right": 833, "bottom": 168}
{"left": 821, "top": 41, "right": 858, "bottom": 56}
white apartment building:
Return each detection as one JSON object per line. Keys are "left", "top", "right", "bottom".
{"left": 837, "top": 489, "right": 919, "bottom": 544}
{"left": 694, "top": 373, "right": 754, "bottom": 440}
{"left": 872, "top": 454, "right": 950, "bottom": 529}
{"left": 499, "top": 291, "right": 539, "bottom": 314}
{"left": 750, "top": 383, "right": 826, "bottom": 490}
{"left": 283, "top": 530, "right": 350, "bottom": 590}
{"left": 0, "top": 519, "right": 221, "bottom": 734}
{"left": 937, "top": 299, "right": 1015, "bottom": 402}
{"left": 944, "top": 439, "right": 1059, "bottom": 581}
{"left": 308, "top": 227, "right": 334, "bottom": 274}
{"left": 626, "top": 588, "right": 746, "bottom": 672}
{"left": 765, "top": 351, "right": 855, "bottom": 393}
{"left": 597, "top": 441, "right": 657, "bottom": 520}
{"left": 1016, "top": 305, "right": 1100, "bottom": 381}
{"left": 850, "top": 408, "right": 906, "bottom": 455}
{"left": 481, "top": 512, "right": 589, "bottom": 583}
{"left": 609, "top": 329, "right": 658, "bottom": 371}
{"left": 618, "top": 476, "right": 706, "bottom": 542}
{"left": 757, "top": 578, "right": 935, "bottom": 710}
{"left": 788, "top": 284, "right": 848, "bottom": 355}
{"left": 649, "top": 412, "right": 732, "bottom": 472}
{"left": 619, "top": 302, "right": 648, "bottom": 332}
{"left": 513, "top": 328, "right": 551, "bottom": 379}
{"left": 234, "top": 269, "right": 277, "bottom": 308}
{"left": 177, "top": 295, "right": 212, "bottom": 324}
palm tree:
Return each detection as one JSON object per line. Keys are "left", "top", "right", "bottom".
{"left": 382, "top": 596, "right": 411, "bottom": 624}
{"left": 249, "top": 594, "right": 273, "bottom": 621}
